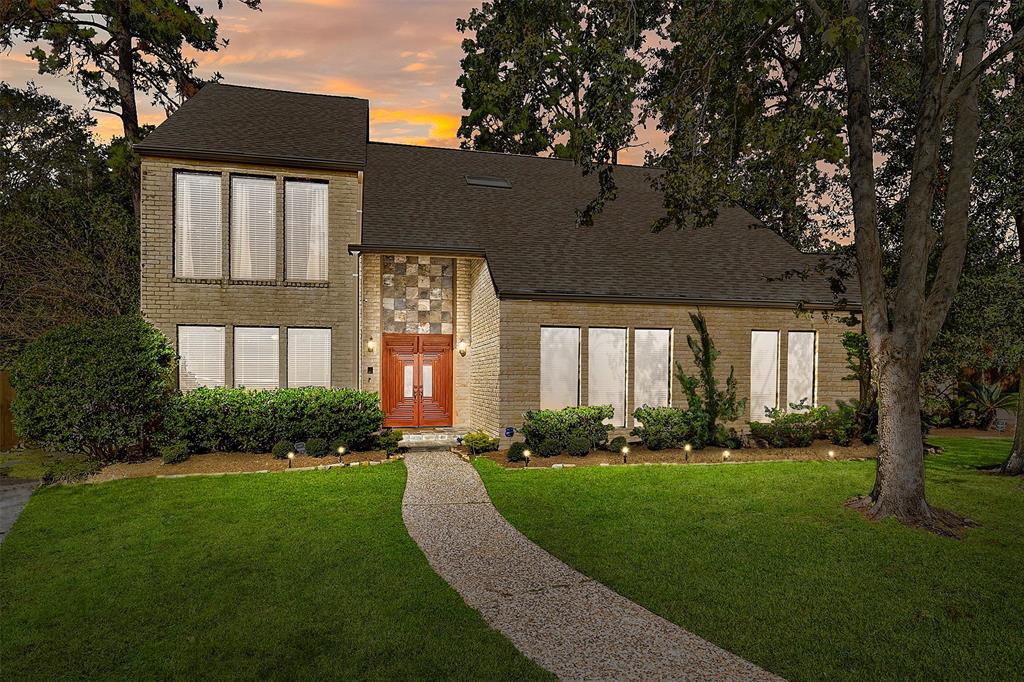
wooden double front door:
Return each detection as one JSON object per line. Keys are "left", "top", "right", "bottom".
{"left": 382, "top": 334, "right": 453, "bottom": 427}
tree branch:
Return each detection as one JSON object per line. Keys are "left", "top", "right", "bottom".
{"left": 944, "top": 26, "right": 1024, "bottom": 105}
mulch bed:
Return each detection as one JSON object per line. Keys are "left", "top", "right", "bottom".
{"left": 90, "top": 449, "right": 393, "bottom": 482}
{"left": 477, "top": 440, "right": 878, "bottom": 469}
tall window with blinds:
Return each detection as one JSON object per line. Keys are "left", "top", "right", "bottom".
{"left": 634, "top": 329, "right": 671, "bottom": 409}
{"left": 588, "top": 328, "right": 627, "bottom": 426}
{"left": 285, "top": 180, "right": 328, "bottom": 281}
{"left": 174, "top": 172, "right": 222, "bottom": 279}
{"left": 288, "top": 328, "right": 331, "bottom": 387}
{"left": 750, "top": 331, "right": 780, "bottom": 422}
{"left": 177, "top": 326, "right": 225, "bottom": 390}
{"left": 234, "top": 327, "right": 279, "bottom": 389}
{"left": 787, "top": 331, "right": 817, "bottom": 409}
{"left": 230, "top": 175, "right": 276, "bottom": 280}
{"left": 540, "top": 327, "right": 580, "bottom": 410}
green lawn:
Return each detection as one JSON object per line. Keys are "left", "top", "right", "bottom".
{"left": 476, "top": 437, "right": 1024, "bottom": 682}
{"left": 0, "top": 464, "right": 551, "bottom": 681}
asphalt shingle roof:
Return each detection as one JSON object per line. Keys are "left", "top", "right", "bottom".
{"left": 136, "top": 83, "right": 368, "bottom": 170}
{"left": 360, "top": 142, "right": 857, "bottom": 308}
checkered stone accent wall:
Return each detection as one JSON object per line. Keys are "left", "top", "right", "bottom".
{"left": 381, "top": 255, "right": 454, "bottom": 334}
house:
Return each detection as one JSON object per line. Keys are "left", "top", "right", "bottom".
{"left": 136, "top": 83, "right": 860, "bottom": 437}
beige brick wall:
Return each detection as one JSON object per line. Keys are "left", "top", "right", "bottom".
{"left": 497, "top": 301, "right": 858, "bottom": 434}
{"left": 140, "top": 156, "right": 361, "bottom": 388}
{"left": 469, "top": 260, "right": 501, "bottom": 435}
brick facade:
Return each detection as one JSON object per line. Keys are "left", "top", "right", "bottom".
{"left": 140, "top": 156, "right": 362, "bottom": 389}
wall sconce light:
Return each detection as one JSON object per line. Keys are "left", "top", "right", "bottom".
{"left": 366, "top": 337, "right": 376, "bottom": 353}
{"left": 457, "top": 338, "right": 468, "bottom": 357}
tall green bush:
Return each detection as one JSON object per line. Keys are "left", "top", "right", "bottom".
{"left": 521, "top": 405, "right": 613, "bottom": 455}
{"left": 167, "top": 387, "right": 385, "bottom": 454}
{"left": 10, "top": 315, "right": 175, "bottom": 461}
{"left": 674, "top": 311, "right": 745, "bottom": 446}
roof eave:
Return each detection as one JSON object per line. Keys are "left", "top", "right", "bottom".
{"left": 135, "top": 146, "right": 365, "bottom": 172}
{"left": 499, "top": 288, "right": 862, "bottom": 311}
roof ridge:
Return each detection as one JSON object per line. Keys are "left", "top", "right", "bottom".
{"left": 366, "top": 140, "right": 656, "bottom": 170}
{"left": 205, "top": 81, "right": 369, "bottom": 103}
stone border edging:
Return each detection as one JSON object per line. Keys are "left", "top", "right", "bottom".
{"left": 153, "top": 454, "right": 405, "bottom": 480}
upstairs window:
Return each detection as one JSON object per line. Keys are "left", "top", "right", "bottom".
{"left": 288, "top": 328, "right": 331, "bottom": 387}
{"left": 540, "top": 327, "right": 580, "bottom": 410}
{"left": 177, "top": 326, "right": 225, "bottom": 390}
{"left": 285, "top": 180, "right": 328, "bottom": 281}
{"left": 234, "top": 327, "right": 279, "bottom": 389}
{"left": 750, "top": 331, "right": 780, "bottom": 422}
{"left": 588, "top": 328, "right": 627, "bottom": 426}
{"left": 175, "top": 172, "right": 222, "bottom": 279}
{"left": 230, "top": 176, "right": 276, "bottom": 280}
{"left": 787, "top": 331, "right": 817, "bottom": 409}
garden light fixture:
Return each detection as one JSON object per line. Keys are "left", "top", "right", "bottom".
{"left": 287, "top": 452, "right": 295, "bottom": 468}
{"left": 523, "top": 449, "right": 531, "bottom": 467}
{"left": 622, "top": 446, "right": 629, "bottom": 464}
{"left": 723, "top": 450, "right": 731, "bottom": 461}
{"left": 828, "top": 450, "right": 835, "bottom": 459}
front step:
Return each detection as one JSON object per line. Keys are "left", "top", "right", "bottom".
{"left": 399, "top": 431, "right": 466, "bottom": 450}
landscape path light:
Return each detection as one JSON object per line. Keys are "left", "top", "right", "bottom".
{"left": 622, "top": 445, "right": 629, "bottom": 464}
{"left": 523, "top": 449, "right": 531, "bottom": 468}
{"left": 287, "top": 452, "right": 295, "bottom": 469}
{"left": 723, "top": 450, "right": 731, "bottom": 461}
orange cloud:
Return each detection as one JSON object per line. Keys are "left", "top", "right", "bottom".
{"left": 317, "top": 77, "right": 380, "bottom": 99}
{"left": 371, "top": 108, "right": 462, "bottom": 144}
{"left": 401, "top": 62, "right": 432, "bottom": 73}
{"left": 205, "top": 48, "right": 306, "bottom": 66}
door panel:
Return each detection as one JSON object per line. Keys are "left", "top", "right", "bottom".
{"left": 382, "top": 334, "right": 452, "bottom": 427}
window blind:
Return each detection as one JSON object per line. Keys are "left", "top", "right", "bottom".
{"left": 178, "top": 326, "right": 225, "bottom": 390}
{"left": 234, "top": 327, "right": 279, "bottom": 389}
{"left": 175, "top": 172, "right": 222, "bottom": 278}
{"left": 787, "top": 331, "right": 817, "bottom": 409}
{"left": 750, "top": 331, "right": 780, "bottom": 421}
{"left": 540, "top": 327, "right": 580, "bottom": 410}
{"left": 634, "top": 329, "right": 671, "bottom": 409}
{"left": 230, "top": 176, "right": 276, "bottom": 280}
{"left": 287, "top": 328, "right": 331, "bottom": 387}
{"left": 285, "top": 181, "right": 328, "bottom": 281}
{"left": 588, "top": 328, "right": 627, "bottom": 426}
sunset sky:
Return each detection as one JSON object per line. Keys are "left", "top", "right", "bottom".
{"left": 1, "top": 0, "right": 650, "bottom": 163}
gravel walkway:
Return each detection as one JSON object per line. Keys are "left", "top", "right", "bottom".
{"left": 401, "top": 449, "right": 781, "bottom": 681}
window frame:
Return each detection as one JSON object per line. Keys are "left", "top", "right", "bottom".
{"left": 176, "top": 324, "right": 226, "bottom": 390}
{"left": 283, "top": 177, "right": 330, "bottom": 283}
{"left": 786, "top": 330, "right": 818, "bottom": 410}
{"left": 587, "top": 326, "right": 629, "bottom": 427}
{"left": 173, "top": 169, "right": 223, "bottom": 280}
{"left": 749, "top": 329, "right": 781, "bottom": 422}
{"left": 228, "top": 172, "right": 278, "bottom": 282}
{"left": 286, "top": 326, "right": 332, "bottom": 388}
{"left": 539, "top": 325, "right": 581, "bottom": 410}
{"left": 233, "top": 325, "right": 281, "bottom": 390}
{"left": 633, "top": 327, "right": 673, "bottom": 410}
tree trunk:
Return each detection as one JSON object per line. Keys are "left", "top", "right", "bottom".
{"left": 1000, "top": 360, "right": 1024, "bottom": 475}
{"left": 113, "top": 0, "right": 142, "bottom": 216}
{"left": 863, "top": 347, "right": 930, "bottom": 521}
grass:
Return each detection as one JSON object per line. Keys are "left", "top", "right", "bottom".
{"left": 476, "top": 437, "right": 1024, "bottom": 682}
{"left": 0, "top": 464, "right": 551, "bottom": 681}
{"left": 0, "top": 448, "right": 61, "bottom": 480}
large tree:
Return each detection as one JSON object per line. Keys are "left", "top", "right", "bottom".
{"left": 1, "top": 0, "right": 262, "bottom": 213}
{"left": 0, "top": 84, "right": 138, "bottom": 366}
{"left": 456, "top": 0, "right": 657, "bottom": 164}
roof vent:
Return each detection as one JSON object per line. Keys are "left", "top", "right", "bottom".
{"left": 465, "top": 175, "right": 512, "bottom": 189}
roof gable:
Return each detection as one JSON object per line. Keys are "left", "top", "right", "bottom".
{"left": 135, "top": 83, "right": 368, "bottom": 170}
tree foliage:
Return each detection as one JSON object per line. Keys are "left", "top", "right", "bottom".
{"left": 0, "top": 84, "right": 138, "bottom": 366}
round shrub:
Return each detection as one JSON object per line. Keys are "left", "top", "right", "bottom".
{"left": 305, "top": 437, "right": 329, "bottom": 457}
{"left": 507, "top": 442, "right": 529, "bottom": 462}
{"left": 10, "top": 315, "right": 175, "bottom": 461}
{"left": 271, "top": 439, "right": 293, "bottom": 459}
{"left": 537, "top": 437, "right": 562, "bottom": 457}
{"left": 376, "top": 429, "right": 404, "bottom": 455}
{"left": 566, "top": 435, "right": 591, "bottom": 457}
{"left": 463, "top": 431, "right": 499, "bottom": 454}
{"left": 159, "top": 441, "right": 190, "bottom": 465}
{"left": 41, "top": 457, "right": 102, "bottom": 485}
{"left": 608, "top": 435, "right": 628, "bottom": 452}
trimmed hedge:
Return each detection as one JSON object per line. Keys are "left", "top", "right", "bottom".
{"left": 168, "top": 387, "right": 385, "bottom": 454}
{"left": 10, "top": 315, "right": 175, "bottom": 461}
{"left": 463, "top": 431, "right": 499, "bottom": 454}
{"left": 521, "top": 405, "right": 613, "bottom": 456}
{"left": 631, "top": 406, "right": 696, "bottom": 450}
